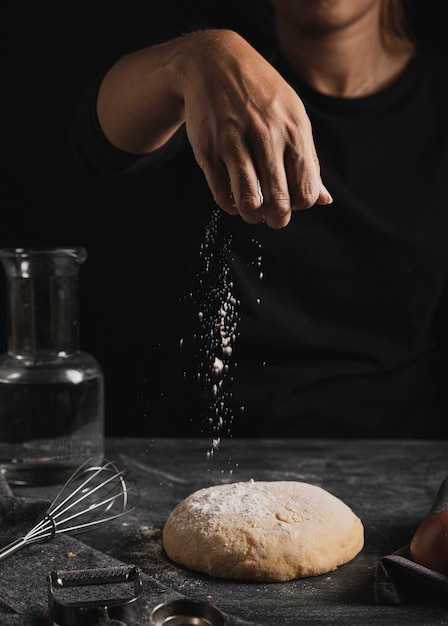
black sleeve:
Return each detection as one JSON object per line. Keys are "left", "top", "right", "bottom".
{"left": 68, "top": 73, "right": 189, "bottom": 177}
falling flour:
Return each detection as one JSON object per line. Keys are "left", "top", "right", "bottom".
{"left": 178, "top": 207, "right": 264, "bottom": 458}
{"left": 191, "top": 208, "right": 240, "bottom": 455}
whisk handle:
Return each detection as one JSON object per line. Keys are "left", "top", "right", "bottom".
{"left": 0, "top": 536, "right": 28, "bottom": 561}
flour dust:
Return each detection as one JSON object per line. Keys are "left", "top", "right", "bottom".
{"left": 178, "top": 207, "right": 265, "bottom": 459}
{"left": 193, "top": 208, "right": 240, "bottom": 456}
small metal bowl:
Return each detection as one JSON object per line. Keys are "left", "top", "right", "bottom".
{"left": 149, "top": 598, "right": 226, "bottom": 626}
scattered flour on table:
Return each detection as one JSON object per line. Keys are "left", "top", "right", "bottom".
{"left": 129, "top": 525, "right": 206, "bottom": 589}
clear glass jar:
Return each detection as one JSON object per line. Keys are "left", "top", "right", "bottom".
{"left": 0, "top": 247, "right": 104, "bottom": 485}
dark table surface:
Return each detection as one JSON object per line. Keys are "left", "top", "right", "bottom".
{"left": 7, "top": 437, "right": 448, "bottom": 625}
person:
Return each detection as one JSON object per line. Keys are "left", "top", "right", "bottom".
{"left": 70, "top": 0, "right": 448, "bottom": 439}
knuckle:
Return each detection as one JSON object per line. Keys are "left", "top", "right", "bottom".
{"left": 237, "top": 195, "right": 264, "bottom": 224}
{"left": 292, "top": 180, "right": 321, "bottom": 210}
{"left": 298, "top": 192, "right": 319, "bottom": 209}
{"left": 261, "top": 195, "right": 292, "bottom": 229}
{"left": 238, "top": 192, "right": 263, "bottom": 213}
{"left": 262, "top": 194, "right": 291, "bottom": 218}
{"left": 214, "top": 189, "right": 234, "bottom": 210}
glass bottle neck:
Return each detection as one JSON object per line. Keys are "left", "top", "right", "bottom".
{"left": 8, "top": 275, "right": 80, "bottom": 359}
{"left": 0, "top": 247, "right": 85, "bottom": 361}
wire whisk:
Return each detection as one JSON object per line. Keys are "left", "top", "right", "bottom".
{"left": 0, "top": 458, "right": 139, "bottom": 561}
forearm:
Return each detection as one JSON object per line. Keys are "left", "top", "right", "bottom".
{"left": 96, "top": 35, "right": 187, "bottom": 154}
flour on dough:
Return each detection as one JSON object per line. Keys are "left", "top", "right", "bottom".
{"left": 162, "top": 479, "right": 364, "bottom": 582}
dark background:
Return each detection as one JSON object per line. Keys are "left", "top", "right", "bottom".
{"left": 3, "top": 1, "right": 445, "bottom": 437}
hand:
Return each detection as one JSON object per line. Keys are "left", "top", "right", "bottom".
{"left": 178, "top": 29, "right": 332, "bottom": 228}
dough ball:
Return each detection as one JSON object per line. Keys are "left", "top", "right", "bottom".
{"left": 162, "top": 480, "right": 364, "bottom": 582}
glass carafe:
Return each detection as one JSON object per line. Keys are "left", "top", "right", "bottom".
{"left": 0, "top": 247, "right": 104, "bottom": 485}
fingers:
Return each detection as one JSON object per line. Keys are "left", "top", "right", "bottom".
{"left": 200, "top": 147, "right": 265, "bottom": 223}
{"left": 227, "top": 163, "right": 264, "bottom": 225}
{"left": 280, "top": 141, "right": 333, "bottom": 212}
{"left": 204, "top": 161, "right": 241, "bottom": 216}
{"left": 202, "top": 144, "right": 332, "bottom": 230}
{"left": 316, "top": 184, "right": 333, "bottom": 206}
{"left": 256, "top": 137, "right": 321, "bottom": 228}
{"left": 256, "top": 167, "right": 294, "bottom": 229}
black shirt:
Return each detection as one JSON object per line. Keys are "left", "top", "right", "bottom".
{"left": 71, "top": 44, "right": 448, "bottom": 438}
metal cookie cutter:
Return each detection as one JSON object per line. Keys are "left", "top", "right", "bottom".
{"left": 47, "top": 564, "right": 143, "bottom": 626}
{"left": 150, "top": 598, "right": 226, "bottom": 625}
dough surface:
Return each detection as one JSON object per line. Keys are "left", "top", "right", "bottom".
{"left": 162, "top": 480, "right": 364, "bottom": 582}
